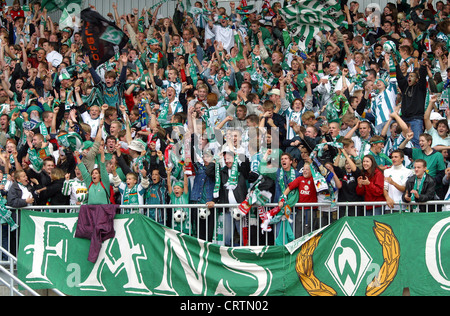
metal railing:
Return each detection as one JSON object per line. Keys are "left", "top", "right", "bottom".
{"left": 0, "top": 245, "right": 66, "bottom": 296}
{"left": 2, "top": 200, "right": 449, "bottom": 251}
{"left": 0, "top": 246, "right": 39, "bottom": 296}
{"left": 1, "top": 200, "right": 449, "bottom": 296}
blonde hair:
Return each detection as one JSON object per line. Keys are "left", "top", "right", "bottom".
{"left": 111, "top": 120, "right": 123, "bottom": 130}
{"left": 14, "top": 170, "right": 25, "bottom": 182}
{"left": 51, "top": 168, "right": 65, "bottom": 180}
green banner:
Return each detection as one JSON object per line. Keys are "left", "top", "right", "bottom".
{"left": 16, "top": 210, "right": 450, "bottom": 296}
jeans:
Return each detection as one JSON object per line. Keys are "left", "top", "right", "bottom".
{"left": 365, "top": 206, "right": 383, "bottom": 216}
{"left": 223, "top": 210, "right": 241, "bottom": 247}
{"left": 1, "top": 224, "right": 16, "bottom": 261}
{"left": 403, "top": 118, "right": 423, "bottom": 149}
{"left": 1, "top": 224, "right": 7, "bottom": 261}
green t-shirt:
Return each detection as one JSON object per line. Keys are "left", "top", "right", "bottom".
{"left": 86, "top": 182, "right": 110, "bottom": 205}
{"left": 369, "top": 150, "right": 392, "bottom": 167}
{"left": 78, "top": 161, "right": 111, "bottom": 205}
{"left": 412, "top": 148, "right": 446, "bottom": 178}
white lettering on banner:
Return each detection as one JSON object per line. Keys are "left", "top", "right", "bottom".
{"left": 23, "top": 216, "right": 272, "bottom": 295}
{"left": 425, "top": 216, "right": 450, "bottom": 291}
{"left": 216, "top": 247, "right": 272, "bottom": 296}
{"left": 153, "top": 227, "right": 210, "bottom": 295}
{"left": 24, "top": 216, "right": 78, "bottom": 285}
{"left": 154, "top": 228, "right": 272, "bottom": 296}
{"left": 78, "top": 218, "right": 151, "bottom": 295}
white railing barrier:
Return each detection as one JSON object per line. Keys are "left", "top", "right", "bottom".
{"left": 1, "top": 201, "right": 449, "bottom": 256}
{"left": 0, "top": 246, "right": 40, "bottom": 296}
{"left": 0, "top": 245, "right": 65, "bottom": 296}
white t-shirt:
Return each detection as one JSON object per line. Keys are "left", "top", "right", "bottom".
{"left": 427, "top": 126, "right": 450, "bottom": 148}
{"left": 81, "top": 112, "right": 101, "bottom": 138}
{"left": 18, "top": 183, "right": 33, "bottom": 206}
{"left": 384, "top": 164, "right": 414, "bottom": 210}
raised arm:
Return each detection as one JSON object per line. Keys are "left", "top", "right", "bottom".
{"left": 424, "top": 94, "right": 438, "bottom": 132}
{"left": 166, "top": 167, "right": 172, "bottom": 194}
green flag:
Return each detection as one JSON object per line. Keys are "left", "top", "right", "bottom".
{"left": 59, "top": 7, "right": 81, "bottom": 29}
{"left": 41, "top": 0, "right": 83, "bottom": 13}
{"left": 279, "top": 0, "right": 344, "bottom": 50}
{"left": 57, "top": 131, "right": 83, "bottom": 152}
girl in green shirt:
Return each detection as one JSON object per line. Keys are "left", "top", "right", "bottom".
{"left": 75, "top": 147, "right": 111, "bottom": 205}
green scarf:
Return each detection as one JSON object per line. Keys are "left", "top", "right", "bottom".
{"left": 57, "top": 132, "right": 83, "bottom": 152}
{"left": 188, "top": 54, "right": 198, "bottom": 86}
{"left": 0, "top": 196, "right": 18, "bottom": 231}
{"left": 359, "top": 138, "right": 371, "bottom": 160}
{"left": 225, "top": 153, "right": 239, "bottom": 190}
{"left": 247, "top": 177, "right": 272, "bottom": 207}
{"left": 213, "top": 156, "right": 221, "bottom": 198}
{"left": 277, "top": 167, "right": 299, "bottom": 209}
{"left": 310, "top": 162, "right": 329, "bottom": 194}
{"left": 411, "top": 173, "right": 426, "bottom": 211}
{"left": 122, "top": 184, "right": 140, "bottom": 214}
{"left": 327, "top": 94, "right": 350, "bottom": 122}
{"left": 82, "top": 87, "right": 103, "bottom": 107}
{"left": 328, "top": 74, "right": 341, "bottom": 92}
{"left": 313, "top": 141, "right": 343, "bottom": 158}
{"left": 201, "top": 107, "right": 216, "bottom": 143}
{"left": 28, "top": 147, "right": 50, "bottom": 172}
{"left": 273, "top": 167, "right": 298, "bottom": 246}
{"left": 138, "top": 16, "right": 145, "bottom": 33}
{"left": 160, "top": 122, "right": 184, "bottom": 129}
{"left": 149, "top": 0, "right": 170, "bottom": 10}
{"left": 275, "top": 218, "right": 295, "bottom": 246}
{"left": 158, "top": 98, "right": 170, "bottom": 124}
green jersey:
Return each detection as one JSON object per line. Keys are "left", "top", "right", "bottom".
{"left": 78, "top": 161, "right": 111, "bottom": 205}
{"left": 412, "top": 148, "right": 446, "bottom": 178}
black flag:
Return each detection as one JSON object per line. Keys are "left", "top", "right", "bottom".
{"left": 81, "top": 8, "right": 129, "bottom": 69}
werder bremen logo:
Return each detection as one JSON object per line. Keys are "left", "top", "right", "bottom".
{"left": 325, "top": 222, "right": 372, "bottom": 296}
{"left": 295, "top": 221, "right": 400, "bottom": 296}
{"left": 100, "top": 26, "right": 125, "bottom": 45}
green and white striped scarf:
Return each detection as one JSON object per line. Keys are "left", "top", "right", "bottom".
{"left": 213, "top": 155, "right": 221, "bottom": 198}
{"left": 224, "top": 153, "right": 239, "bottom": 190}
{"left": 277, "top": 167, "right": 299, "bottom": 209}
{"left": 0, "top": 197, "right": 18, "bottom": 231}
{"left": 188, "top": 54, "right": 198, "bottom": 86}
{"left": 313, "top": 141, "right": 343, "bottom": 158}
{"left": 57, "top": 132, "right": 84, "bottom": 152}
{"left": 326, "top": 94, "right": 350, "bottom": 122}
{"left": 158, "top": 98, "right": 170, "bottom": 125}
{"left": 411, "top": 173, "right": 427, "bottom": 212}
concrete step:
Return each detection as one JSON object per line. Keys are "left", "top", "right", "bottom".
{"left": 0, "top": 285, "right": 55, "bottom": 296}
{"left": 0, "top": 266, "right": 54, "bottom": 296}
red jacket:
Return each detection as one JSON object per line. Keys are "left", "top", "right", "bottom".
{"left": 355, "top": 168, "right": 385, "bottom": 209}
